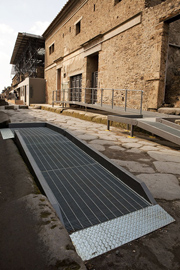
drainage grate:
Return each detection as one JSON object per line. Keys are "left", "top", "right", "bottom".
{"left": 11, "top": 125, "right": 174, "bottom": 260}
{"left": 14, "top": 127, "right": 151, "bottom": 232}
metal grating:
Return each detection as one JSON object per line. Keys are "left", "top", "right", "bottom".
{"left": 13, "top": 127, "right": 151, "bottom": 233}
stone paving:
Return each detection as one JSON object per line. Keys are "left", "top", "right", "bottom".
{"left": 5, "top": 107, "right": 180, "bottom": 202}
{"left": 2, "top": 107, "right": 180, "bottom": 270}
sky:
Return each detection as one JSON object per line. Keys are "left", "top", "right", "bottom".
{"left": 0, "top": 0, "right": 68, "bottom": 92}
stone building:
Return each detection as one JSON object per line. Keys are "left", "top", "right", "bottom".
{"left": 10, "top": 33, "right": 46, "bottom": 105}
{"left": 43, "top": 0, "right": 180, "bottom": 111}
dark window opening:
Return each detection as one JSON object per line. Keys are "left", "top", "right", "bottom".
{"left": 86, "top": 54, "right": 99, "bottom": 104}
{"left": 76, "top": 21, "right": 81, "bottom": 35}
{"left": 145, "top": 0, "right": 167, "bottom": 8}
{"left": 94, "top": 4, "right": 96, "bottom": 11}
{"left": 49, "top": 43, "right": 54, "bottom": 55}
{"left": 114, "top": 0, "right": 122, "bottom": 5}
{"left": 51, "top": 44, "right": 54, "bottom": 53}
{"left": 69, "top": 27, "right": 71, "bottom": 32}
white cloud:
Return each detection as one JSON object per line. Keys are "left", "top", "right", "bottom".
{"left": 0, "top": 24, "right": 17, "bottom": 91}
{"left": 0, "top": 24, "right": 14, "bottom": 34}
{"left": 29, "top": 21, "right": 50, "bottom": 35}
{"left": 0, "top": 24, "right": 16, "bottom": 50}
{"left": 0, "top": 51, "right": 12, "bottom": 90}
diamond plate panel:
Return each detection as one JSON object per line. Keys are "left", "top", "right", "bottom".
{"left": 0, "top": 128, "right": 14, "bottom": 139}
{"left": 70, "top": 205, "right": 174, "bottom": 261}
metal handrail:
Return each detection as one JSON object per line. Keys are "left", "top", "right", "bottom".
{"left": 52, "top": 87, "right": 144, "bottom": 114}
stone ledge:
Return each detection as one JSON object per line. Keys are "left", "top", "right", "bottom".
{"left": 0, "top": 111, "right": 10, "bottom": 128}
{"left": 158, "top": 107, "right": 180, "bottom": 115}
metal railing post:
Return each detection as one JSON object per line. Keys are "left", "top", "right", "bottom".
{"left": 101, "top": 89, "right": 103, "bottom": 107}
{"left": 54, "top": 87, "right": 143, "bottom": 113}
{"left": 62, "top": 89, "right": 65, "bottom": 108}
{"left": 125, "top": 89, "right": 127, "bottom": 111}
{"left": 84, "top": 88, "right": 86, "bottom": 103}
{"left": 52, "top": 91, "right": 54, "bottom": 107}
{"left": 112, "top": 89, "right": 114, "bottom": 109}
{"left": 140, "top": 91, "right": 143, "bottom": 115}
{"left": 92, "top": 88, "right": 94, "bottom": 104}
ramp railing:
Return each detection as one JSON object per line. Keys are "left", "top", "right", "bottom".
{"left": 52, "top": 87, "right": 143, "bottom": 114}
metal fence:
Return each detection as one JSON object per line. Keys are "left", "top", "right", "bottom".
{"left": 52, "top": 87, "right": 143, "bottom": 114}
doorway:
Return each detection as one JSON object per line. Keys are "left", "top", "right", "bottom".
{"left": 164, "top": 17, "right": 180, "bottom": 107}
{"left": 70, "top": 74, "right": 82, "bottom": 101}
{"left": 57, "top": 68, "right": 61, "bottom": 102}
{"left": 86, "top": 54, "right": 99, "bottom": 103}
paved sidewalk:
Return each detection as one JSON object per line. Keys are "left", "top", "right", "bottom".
{"left": 1, "top": 107, "right": 180, "bottom": 270}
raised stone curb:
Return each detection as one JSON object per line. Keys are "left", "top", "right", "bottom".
{"left": 19, "top": 105, "right": 28, "bottom": 109}
{"left": 5, "top": 105, "right": 15, "bottom": 110}
{"left": 22, "top": 194, "right": 86, "bottom": 269}
{"left": 0, "top": 99, "right": 8, "bottom": 106}
{"left": 158, "top": 107, "right": 180, "bottom": 115}
{"left": 0, "top": 111, "right": 10, "bottom": 128}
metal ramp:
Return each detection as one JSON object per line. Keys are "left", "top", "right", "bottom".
{"left": 107, "top": 115, "right": 180, "bottom": 146}
{"left": 137, "top": 118, "right": 180, "bottom": 145}
{"left": 8, "top": 122, "right": 174, "bottom": 260}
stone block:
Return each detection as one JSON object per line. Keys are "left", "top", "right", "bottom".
{"left": 5, "top": 105, "right": 14, "bottom": 110}
{"left": 19, "top": 105, "right": 28, "bottom": 109}
{"left": 0, "top": 111, "right": 10, "bottom": 128}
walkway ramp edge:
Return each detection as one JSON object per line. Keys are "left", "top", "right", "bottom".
{"left": 9, "top": 122, "right": 175, "bottom": 260}
{"left": 14, "top": 129, "right": 64, "bottom": 225}
{"left": 137, "top": 119, "right": 180, "bottom": 146}
{"left": 71, "top": 204, "right": 174, "bottom": 261}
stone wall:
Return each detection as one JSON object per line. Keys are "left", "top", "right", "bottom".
{"left": 138, "top": 0, "right": 180, "bottom": 109}
{"left": 164, "top": 20, "right": 180, "bottom": 107}
{"left": 45, "top": 66, "right": 56, "bottom": 104}
{"left": 44, "top": 0, "right": 180, "bottom": 110}
{"left": 145, "top": 0, "right": 167, "bottom": 8}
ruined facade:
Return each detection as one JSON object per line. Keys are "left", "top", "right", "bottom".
{"left": 10, "top": 33, "right": 46, "bottom": 105}
{"left": 43, "top": 0, "right": 180, "bottom": 110}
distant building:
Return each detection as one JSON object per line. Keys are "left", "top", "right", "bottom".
{"left": 10, "top": 32, "right": 46, "bottom": 105}
{"left": 43, "top": 0, "right": 180, "bottom": 111}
